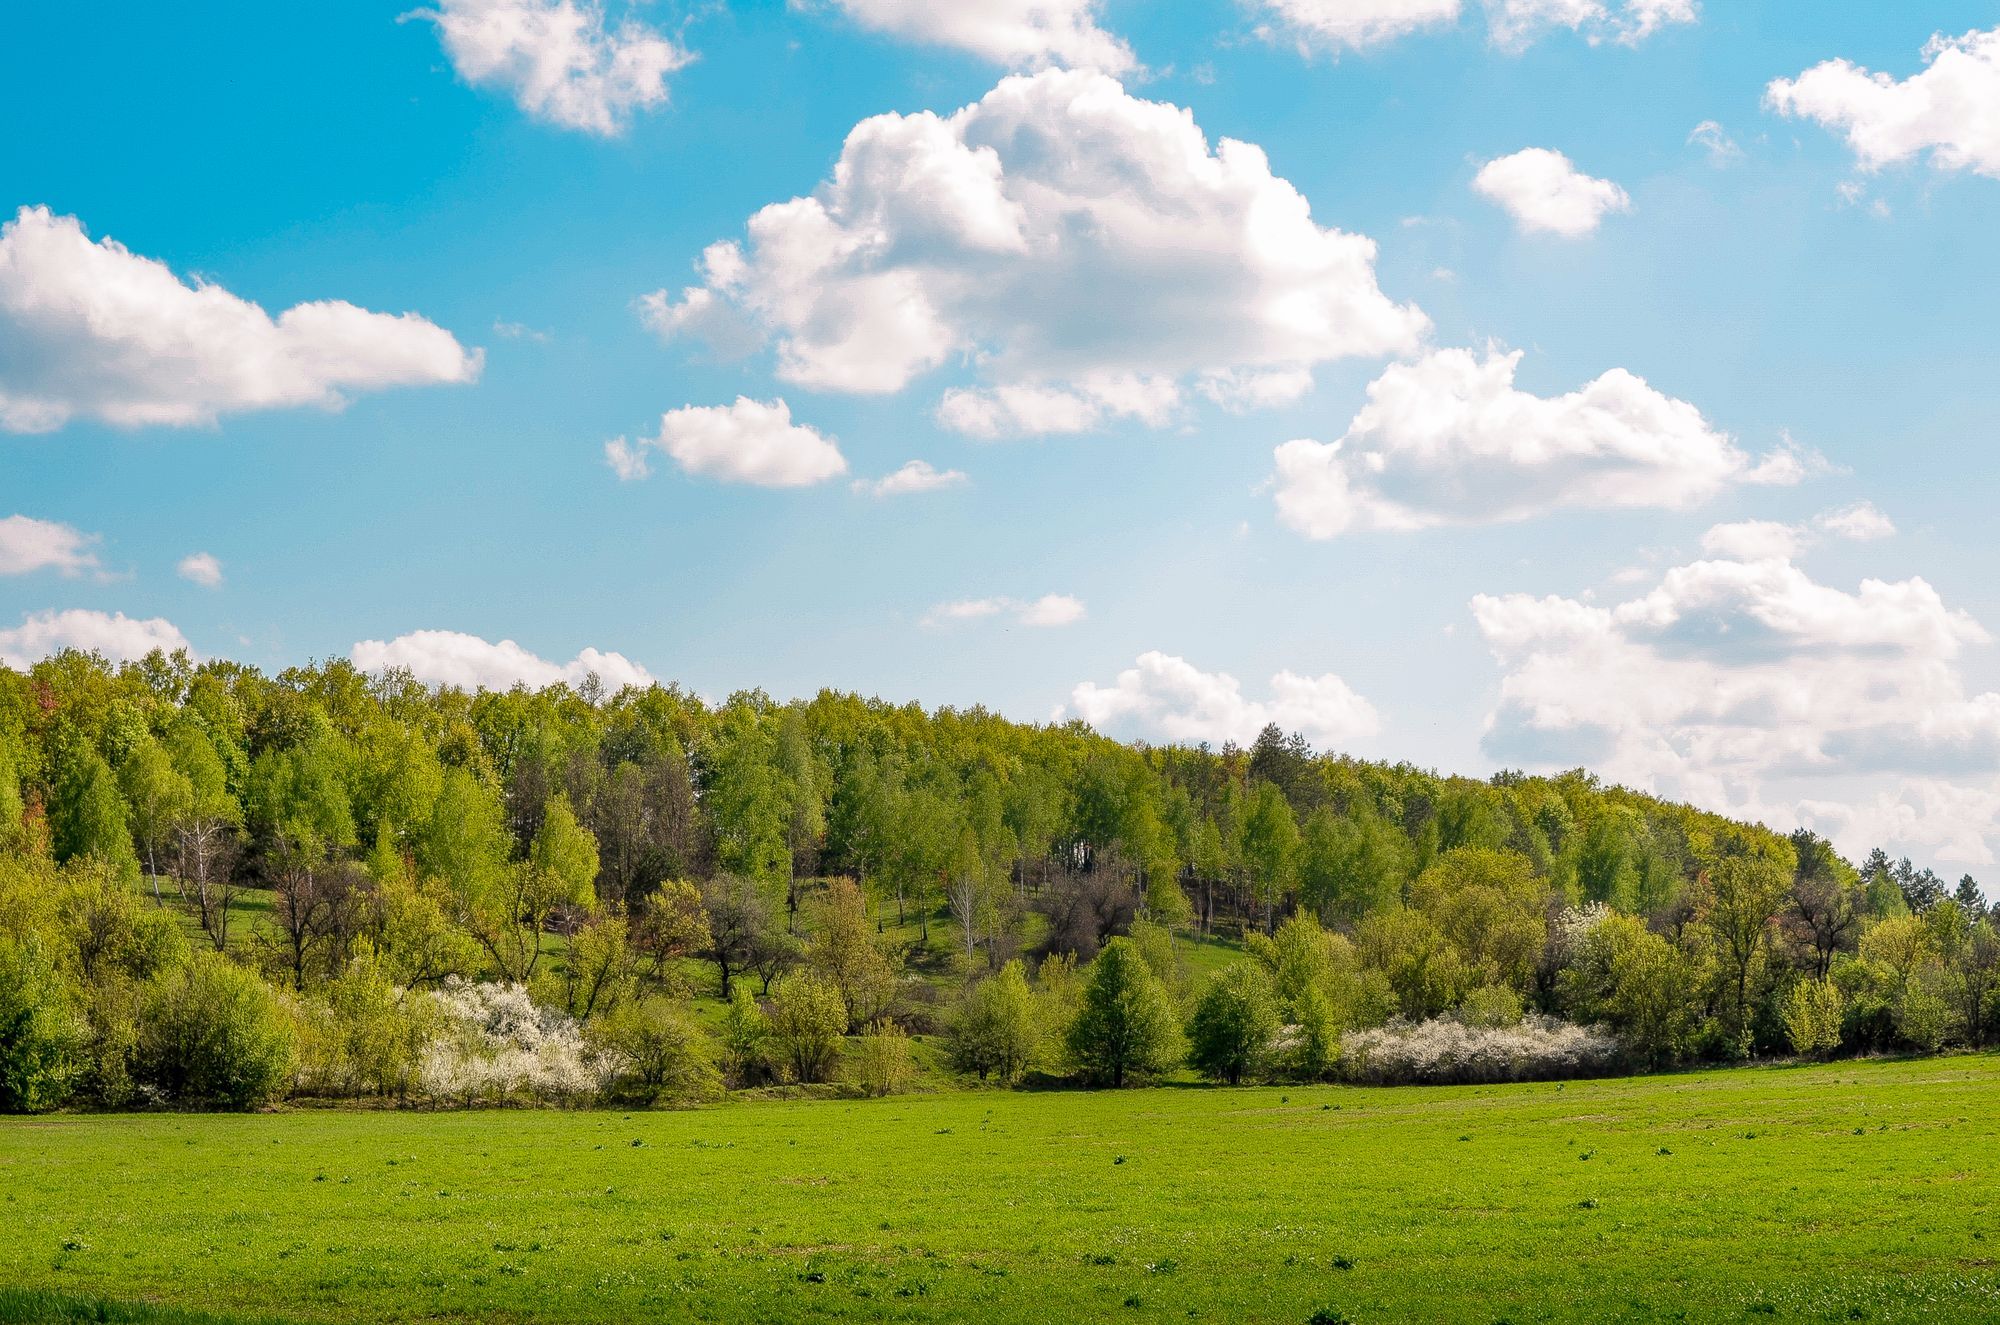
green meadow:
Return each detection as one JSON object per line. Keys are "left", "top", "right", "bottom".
{"left": 5, "top": 1054, "right": 1997, "bottom": 1325}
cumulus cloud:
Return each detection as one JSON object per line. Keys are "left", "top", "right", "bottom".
{"left": 808, "top": 0, "right": 1136, "bottom": 73}
{"left": 644, "top": 69, "right": 1427, "bottom": 436}
{"left": 606, "top": 397, "right": 847, "bottom": 487}
{"left": 352, "top": 629, "right": 654, "bottom": 692}
{"left": 1767, "top": 26, "right": 2000, "bottom": 178}
{"left": 1066, "top": 650, "right": 1380, "bottom": 748}
{"left": 1473, "top": 148, "right": 1631, "bottom": 236}
{"left": 1271, "top": 348, "right": 1808, "bottom": 539}
{"left": 0, "top": 515, "right": 99, "bottom": 577}
{"left": 852, "top": 459, "right": 969, "bottom": 497}
{"left": 410, "top": 0, "right": 693, "bottom": 136}
{"left": 0, "top": 207, "right": 480, "bottom": 434}
{"left": 1473, "top": 532, "right": 2000, "bottom": 861}
{"left": 0, "top": 609, "right": 191, "bottom": 669}
{"left": 177, "top": 552, "right": 224, "bottom": 588}
{"left": 926, "top": 593, "right": 1085, "bottom": 628}
{"left": 1253, "top": 0, "right": 1694, "bottom": 54}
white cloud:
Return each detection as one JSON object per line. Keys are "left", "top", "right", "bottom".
{"left": 177, "top": 552, "right": 224, "bottom": 588}
{"left": 852, "top": 459, "right": 969, "bottom": 497}
{"left": 0, "top": 207, "right": 480, "bottom": 434}
{"left": 1767, "top": 27, "right": 2000, "bottom": 178}
{"left": 352, "top": 629, "right": 653, "bottom": 692}
{"left": 607, "top": 397, "right": 847, "bottom": 487}
{"left": 1271, "top": 348, "right": 1807, "bottom": 539}
{"left": 1473, "top": 534, "right": 2000, "bottom": 861}
{"left": 645, "top": 69, "right": 1427, "bottom": 435}
{"left": 0, "top": 609, "right": 191, "bottom": 668}
{"left": 0, "top": 515, "right": 99, "bottom": 577}
{"left": 1254, "top": 0, "right": 1694, "bottom": 54}
{"left": 1816, "top": 500, "right": 1896, "bottom": 541}
{"left": 1473, "top": 148, "right": 1631, "bottom": 236}
{"left": 926, "top": 593, "right": 1085, "bottom": 629}
{"left": 1251, "top": 0, "right": 1462, "bottom": 54}
{"left": 1066, "top": 650, "right": 1380, "bottom": 748}
{"left": 409, "top": 0, "right": 693, "bottom": 136}
{"left": 1485, "top": 0, "right": 1695, "bottom": 51}
{"left": 809, "top": 0, "right": 1136, "bottom": 74}
{"left": 1688, "top": 119, "right": 1742, "bottom": 164}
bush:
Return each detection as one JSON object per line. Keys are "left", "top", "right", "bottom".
{"left": 946, "top": 960, "right": 1040, "bottom": 1083}
{"left": 135, "top": 953, "right": 295, "bottom": 1109}
{"left": 417, "top": 977, "right": 613, "bottom": 1106}
{"left": 1459, "top": 984, "right": 1523, "bottom": 1030}
{"left": 0, "top": 936, "right": 87, "bottom": 1113}
{"left": 1781, "top": 978, "right": 1843, "bottom": 1059}
{"left": 851, "top": 1020, "right": 916, "bottom": 1097}
{"left": 594, "top": 999, "right": 721, "bottom": 1104}
{"left": 1186, "top": 963, "right": 1278, "bottom": 1086}
{"left": 720, "top": 984, "right": 772, "bottom": 1087}
{"left": 1340, "top": 1015, "right": 1620, "bottom": 1085}
{"left": 769, "top": 975, "right": 847, "bottom": 1085}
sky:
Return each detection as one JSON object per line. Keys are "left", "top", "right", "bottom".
{"left": 3, "top": 0, "right": 1999, "bottom": 868}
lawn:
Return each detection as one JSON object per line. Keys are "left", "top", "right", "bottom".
{"left": 3, "top": 1055, "right": 1997, "bottom": 1325}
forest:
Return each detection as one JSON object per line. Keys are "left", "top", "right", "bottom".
{"left": 0, "top": 646, "right": 1993, "bottom": 1114}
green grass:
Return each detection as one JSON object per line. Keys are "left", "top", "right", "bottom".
{"left": 5, "top": 1056, "right": 1999, "bottom": 1324}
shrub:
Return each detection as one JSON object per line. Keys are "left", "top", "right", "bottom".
{"left": 0, "top": 936, "right": 87, "bottom": 1113}
{"left": 1187, "top": 964, "right": 1279, "bottom": 1086}
{"left": 769, "top": 975, "right": 847, "bottom": 1085}
{"left": 720, "top": 983, "right": 772, "bottom": 1087}
{"left": 1340, "top": 1015, "right": 1620, "bottom": 1086}
{"left": 594, "top": 999, "right": 721, "bottom": 1104}
{"left": 946, "top": 960, "right": 1040, "bottom": 1083}
{"left": 1459, "top": 984, "right": 1523, "bottom": 1030}
{"left": 1897, "top": 971, "right": 1959, "bottom": 1053}
{"left": 135, "top": 953, "right": 296, "bottom": 1109}
{"left": 851, "top": 1019, "right": 916, "bottom": 1097}
{"left": 417, "top": 977, "right": 613, "bottom": 1106}
{"left": 1781, "top": 978, "right": 1844, "bottom": 1059}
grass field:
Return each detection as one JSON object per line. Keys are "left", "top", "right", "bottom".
{"left": 4, "top": 1055, "right": 1997, "bottom": 1325}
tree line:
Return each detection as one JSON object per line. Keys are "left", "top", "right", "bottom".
{"left": 0, "top": 648, "right": 1991, "bottom": 1111}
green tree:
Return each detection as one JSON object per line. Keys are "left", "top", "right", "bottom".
{"left": 1065, "top": 938, "right": 1180, "bottom": 1087}
{"left": 1187, "top": 962, "right": 1279, "bottom": 1086}
{"left": 1781, "top": 977, "right": 1844, "bottom": 1059}
{"left": 0, "top": 936, "right": 86, "bottom": 1113}
{"left": 946, "top": 959, "right": 1040, "bottom": 1082}
{"left": 1240, "top": 782, "right": 1299, "bottom": 934}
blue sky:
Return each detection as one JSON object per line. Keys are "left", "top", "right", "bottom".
{"left": 4, "top": 0, "right": 1999, "bottom": 865}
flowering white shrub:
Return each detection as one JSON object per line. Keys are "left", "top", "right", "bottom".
{"left": 1340, "top": 1014, "right": 1621, "bottom": 1085}
{"left": 1553, "top": 903, "right": 1613, "bottom": 962}
{"left": 416, "top": 978, "right": 616, "bottom": 1106}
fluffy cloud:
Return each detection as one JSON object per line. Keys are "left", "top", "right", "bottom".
{"left": 606, "top": 397, "right": 847, "bottom": 487}
{"left": 1271, "top": 348, "right": 1806, "bottom": 538}
{"left": 1767, "top": 27, "right": 2000, "bottom": 178}
{"left": 1067, "top": 651, "right": 1381, "bottom": 749}
{"left": 1251, "top": 0, "right": 1461, "bottom": 53}
{"left": 177, "top": 552, "right": 225, "bottom": 588}
{"left": 1817, "top": 500, "right": 1896, "bottom": 541}
{"left": 411, "top": 0, "right": 693, "bottom": 136}
{"left": 352, "top": 629, "right": 654, "bottom": 692}
{"left": 1699, "top": 502, "right": 1897, "bottom": 563}
{"left": 926, "top": 593, "right": 1085, "bottom": 628}
{"left": 0, "top": 207, "right": 479, "bottom": 434}
{"left": 810, "top": 0, "right": 1135, "bottom": 74}
{"left": 1473, "top": 532, "right": 2000, "bottom": 861}
{"left": 0, "top": 515, "right": 99, "bottom": 576}
{"left": 853, "top": 459, "right": 969, "bottom": 497}
{"left": 0, "top": 609, "right": 190, "bottom": 668}
{"left": 1473, "top": 148, "right": 1631, "bottom": 236}
{"left": 1253, "top": 0, "right": 1694, "bottom": 54}
{"left": 645, "top": 69, "right": 1426, "bottom": 435}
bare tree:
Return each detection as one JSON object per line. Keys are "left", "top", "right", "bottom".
{"left": 174, "top": 815, "right": 242, "bottom": 952}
